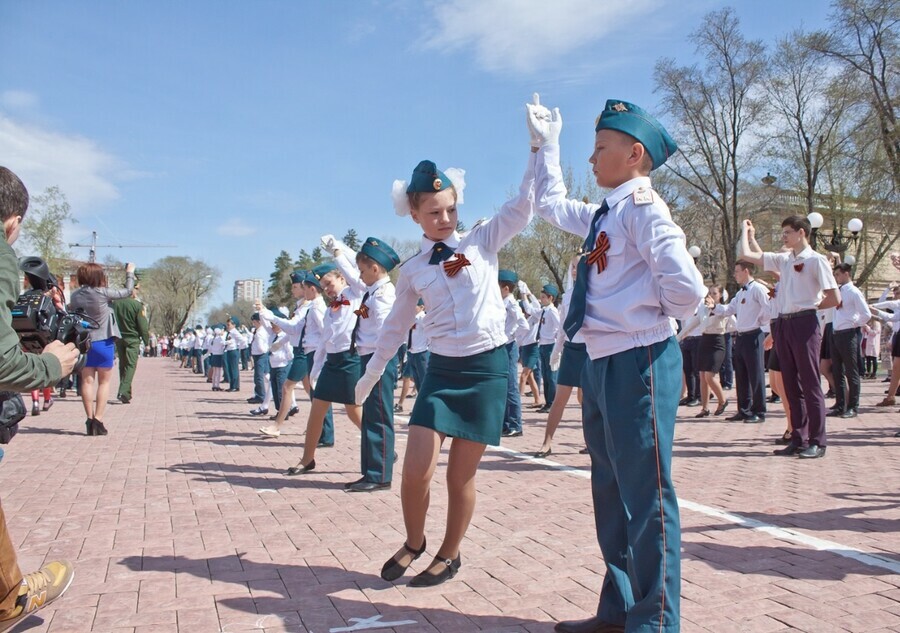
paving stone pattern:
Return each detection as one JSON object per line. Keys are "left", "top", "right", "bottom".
{"left": 2, "top": 358, "right": 899, "bottom": 632}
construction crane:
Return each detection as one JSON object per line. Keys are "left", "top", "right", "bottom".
{"left": 68, "top": 231, "right": 175, "bottom": 263}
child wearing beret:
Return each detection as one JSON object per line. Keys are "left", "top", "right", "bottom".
{"left": 355, "top": 154, "right": 534, "bottom": 587}
{"left": 284, "top": 262, "right": 363, "bottom": 475}
{"left": 527, "top": 94, "right": 705, "bottom": 633}
{"left": 323, "top": 233, "right": 402, "bottom": 492}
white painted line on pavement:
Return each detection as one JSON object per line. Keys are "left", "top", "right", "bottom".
{"left": 330, "top": 615, "right": 417, "bottom": 632}
{"left": 490, "top": 445, "right": 900, "bottom": 576}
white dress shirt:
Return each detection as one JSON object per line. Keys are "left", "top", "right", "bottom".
{"left": 833, "top": 282, "right": 872, "bottom": 332}
{"left": 408, "top": 311, "right": 429, "bottom": 353}
{"left": 762, "top": 246, "right": 838, "bottom": 314}
{"left": 362, "top": 155, "right": 535, "bottom": 380}
{"left": 713, "top": 280, "right": 770, "bottom": 332}
{"left": 537, "top": 304, "right": 560, "bottom": 346}
{"left": 534, "top": 144, "right": 705, "bottom": 360}
{"left": 208, "top": 333, "right": 226, "bottom": 356}
{"left": 269, "top": 331, "right": 293, "bottom": 368}
{"left": 311, "top": 286, "right": 364, "bottom": 380}
{"left": 259, "top": 300, "right": 309, "bottom": 347}
{"left": 333, "top": 251, "right": 397, "bottom": 357}
{"left": 251, "top": 323, "right": 271, "bottom": 355}
{"left": 503, "top": 294, "right": 530, "bottom": 342}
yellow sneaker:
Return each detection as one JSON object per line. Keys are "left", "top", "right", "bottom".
{"left": 0, "top": 560, "right": 75, "bottom": 632}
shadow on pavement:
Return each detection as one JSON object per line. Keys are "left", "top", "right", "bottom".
{"left": 119, "top": 553, "right": 552, "bottom": 632}
{"left": 164, "top": 461, "right": 348, "bottom": 491}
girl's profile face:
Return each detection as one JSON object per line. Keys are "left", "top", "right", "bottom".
{"left": 320, "top": 272, "right": 345, "bottom": 299}
{"left": 410, "top": 189, "right": 457, "bottom": 241}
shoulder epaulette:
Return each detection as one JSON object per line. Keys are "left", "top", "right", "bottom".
{"left": 632, "top": 187, "right": 655, "bottom": 206}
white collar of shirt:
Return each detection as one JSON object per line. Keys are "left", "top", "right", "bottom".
{"left": 366, "top": 276, "right": 390, "bottom": 294}
{"left": 791, "top": 245, "right": 816, "bottom": 261}
{"left": 420, "top": 231, "right": 461, "bottom": 253}
{"left": 603, "top": 176, "right": 652, "bottom": 209}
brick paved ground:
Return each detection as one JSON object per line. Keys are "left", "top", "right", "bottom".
{"left": 2, "top": 357, "right": 898, "bottom": 632}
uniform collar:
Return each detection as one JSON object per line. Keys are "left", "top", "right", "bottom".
{"left": 791, "top": 245, "right": 816, "bottom": 260}
{"left": 603, "top": 176, "right": 652, "bottom": 210}
{"left": 421, "top": 231, "right": 460, "bottom": 253}
{"left": 366, "top": 276, "right": 389, "bottom": 293}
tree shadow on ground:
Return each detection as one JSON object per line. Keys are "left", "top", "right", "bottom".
{"left": 119, "top": 553, "right": 554, "bottom": 633}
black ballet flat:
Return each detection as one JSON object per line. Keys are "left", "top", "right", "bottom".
{"left": 284, "top": 460, "right": 315, "bottom": 476}
{"left": 380, "top": 537, "right": 427, "bottom": 582}
{"left": 694, "top": 409, "right": 710, "bottom": 418}
{"left": 408, "top": 554, "right": 461, "bottom": 587}
{"left": 533, "top": 449, "right": 552, "bottom": 458}
{"left": 85, "top": 419, "right": 94, "bottom": 436}
{"left": 91, "top": 418, "right": 108, "bottom": 435}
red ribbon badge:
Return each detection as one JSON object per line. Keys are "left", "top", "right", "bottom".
{"left": 741, "top": 298, "right": 746, "bottom": 304}
{"left": 793, "top": 262, "right": 804, "bottom": 272}
{"left": 332, "top": 296, "right": 351, "bottom": 311}
{"left": 768, "top": 287, "right": 777, "bottom": 299}
{"left": 587, "top": 232, "right": 610, "bottom": 274}
{"left": 354, "top": 304, "right": 370, "bottom": 319}
{"left": 444, "top": 253, "right": 471, "bottom": 277}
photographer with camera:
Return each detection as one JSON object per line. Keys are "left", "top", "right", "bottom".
{"left": 0, "top": 167, "right": 80, "bottom": 631}
{"left": 68, "top": 260, "right": 135, "bottom": 435}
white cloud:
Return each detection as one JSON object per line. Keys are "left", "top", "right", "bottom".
{"left": 217, "top": 218, "right": 257, "bottom": 237}
{"left": 0, "top": 90, "right": 39, "bottom": 110}
{"left": 421, "top": 0, "right": 661, "bottom": 74}
{"left": 0, "top": 113, "right": 121, "bottom": 210}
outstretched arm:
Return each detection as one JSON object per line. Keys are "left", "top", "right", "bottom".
{"left": 738, "top": 220, "right": 764, "bottom": 267}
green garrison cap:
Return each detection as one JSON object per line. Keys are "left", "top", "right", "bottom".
{"left": 594, "top": 100, "right": 678, "bottom": 170}
{"left": 270, "top": 307, "right": 287, "bottom": 319}
{"left": 407, "top": 160, "right": 453, "bottom": 194}
{"left": 290, "top": 270, "right": 307, "bottom": 284}
{"left": 542, "top": 284, "right": 559, "bottom": 298}
{"left": 361, "top": 237, "right": 401, "bottom": 272}
{"left": 498, "top": 270, "right": 519, "bottom": 284}
{"left": 309, "top": 262, "right": 337, "bottom": 289}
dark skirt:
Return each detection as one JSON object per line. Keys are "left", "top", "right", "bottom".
{"left": 767, "top": 343, "right": 781, "bottom": 372}
{"left": 209, "top": 354, "right": 224, "bottom": 368}
{"left": 519, "top": 343, "right": 539, "bottom": 370}
{"left": 557, "top": 342, "right": 587, "bottom": 387}
{"left": 312, "top": 350, "right": 361, "bottom": 405}
{"left": 820, "top": 322, "right": 833, "bottom": 360}
{"left": 698, "top": 333, "right": 726, "bottom": 373}
{"left": 892, "top": 332, "right": 900, "bottom": 359}
{"left": 409, "top": 346, "right": 508, "bottom": 446}
{"left": 287, "top": 346, "right": 308, "bottom": 382}
{"left": 85, "top": 337, "right": 116, "bottom": 369}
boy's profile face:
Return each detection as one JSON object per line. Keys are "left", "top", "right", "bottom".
{"left": 780, "top": 225, "right": 806, "bottom": 251}
{"left": 291, "top": 282, "right": 305, "bottom": 299}
{"left": 589, "top": 129, "right": 646, "bottom": 189}
{"left": 358, "top": 259, "right": 383, "bottom": 286}
{"left": 539, "top": 292, "right": 554, "bottom": 307}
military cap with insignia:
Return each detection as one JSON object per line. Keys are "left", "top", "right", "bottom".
{"left": 408, "top": 160, "right": 452, "bottom": 194}
{"left": 229, "top": 316, "right": 240, "bottom": 327}
{"left": 595, "top": 100, "right": 678, "bottom": 170}
{"left": 270, "top": 307, "right": 287, "bottom": 319}
{"left": 360, "top": 237, "right": 401, "bottom": 272}
{"left": 308, "top": 262, "right": 337, "bottom": 289}
{"left": 498, "top": 269, "right": 519, "bottom": 284}
{"left": 290, "top": 269, "right": 307, "bottom": 284}
{"left": 542, "top": 284, "right": 559, "bottom": 298}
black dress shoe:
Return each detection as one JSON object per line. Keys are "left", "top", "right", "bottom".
{"left": 678, "top": 397, "right": 690, "bottom": 406}
{"left": 774, "top": 431, "right": 792, "bottom": 445}
{"left": 227, "top": 388, "right": 239, "bottom": 392}
{"left": 579, "top": 447, "right": 590, "bottom": 454}
{"left": 246, "top": 397, "right": 263, "bottom": 404}
{"left": 742, "top": 415, "right": 762, "bottom": 423}
{"left": 536, "top": 405, "right": 552, "bottom": 413}
{"left": 381, "top": 537, "right": 427, "bottom": 581}
{"left": 554, "top": 615, "right": 625, "bottom": 633}
{"left": 85, "top": 418, "right": 94, "bottom": 436}
{"left": 408, "top": 554, "right": 461, "bottom": 587}
{"left": 502, "top": 429, "right": 523, "bottom": 437}
{"left": 770, "top": 395, "right": 781, "bottom": 404}
{"left": 344, "top": 477, "right": 365, "bottom": 489}
{"left": 117, "top": 394, "right": 131, "bottom": 404}
{"left": 346, "top": 481, "right": 391, "bottom": 493}
{"left": 91, "top": 418, "right": 108, "bottom": 436}
{"left": 725, "top": 413, "right": 744, "bottom": 422}
{"left": 317, "top": 441, "right": 334, "bottom": 448}
{"left": 685, "top": 399, "right": 701, "bottom": 406}
{"left": 694, "top": 409, "right": 710, "bottom": 418}
{"left": 288, "top": 405, "right": 299, "bottom": 417}
{"left": 773, "top": 444, "right": 801, "bottom": 456}
{"left": 840, "top": 409, "right": 858, "bottom": 419}
{"left": 827, "top": 408, "right": 845, "bottom": 417}
{"left": 798, "top": 444, "right": 826, "bottom": 459}
{"left": 284, "top": 460, "right": 315, "bottom": 475}
{"left": 533, "top": 449, "right": 552, "bottom": 458}
{"left": 714, "top": 399, "right": 729, "bottom": 416}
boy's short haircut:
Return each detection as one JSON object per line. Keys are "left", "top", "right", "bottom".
{"left": 833, "top": 263, "right": 852, "bottom": 276}
{"left": 0, "top": 167, "right": 28, "bottom": 221}
{"left": 499, "top": 280, "right": 516, "bottom": 293}
{"left": 735, "top": 260, "right": 756, "bottom": 274}
{"left": 356, "top": 251, "right": 385, "bottom": 272}
{"left": 781, "top": 215, "right": 812, "bottom": 237}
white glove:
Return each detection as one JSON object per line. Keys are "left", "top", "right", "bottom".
{"left": 320, "top": 234, "right": 337, "bottom": 253}
{"left": 527, "top": 98, "right": 562, "bottom": 147}
{"left": 517, "top": 280, "right": 529, "bottom": 296}
{"left": 525, "top": 93, "right": 551, "bottom": 148}
{"left": 550, "top": 345, "right": 562, "bottom": 372}
{"left": 355, "top": 370, "right": 380, "bottom": 406}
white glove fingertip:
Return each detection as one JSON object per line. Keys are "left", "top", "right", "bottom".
{"left": 533, "top": 92, "right": 540, "bottom": 106}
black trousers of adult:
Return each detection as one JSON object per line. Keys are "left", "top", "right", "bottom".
{"left": 681, "top": 336, "right": 700, "bottom": 400}
{"left": 733, "top": 329, "right": 766, "bottom": 419}
{"left": 831, "top": 327, "right": 862, "bottom": 412}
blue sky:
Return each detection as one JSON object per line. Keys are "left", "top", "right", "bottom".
{"left": 0, "top": 0, "right": 830, "bottom": 310}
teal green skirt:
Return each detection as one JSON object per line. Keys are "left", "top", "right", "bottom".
{"left": 409, "top": 346, "right": 508, "bottom": 446}
{"left": 313, "top": 350, "right": 360, "bottom": 405}
{"left": 519, "top": 343, "right": 539, "bottom": 369}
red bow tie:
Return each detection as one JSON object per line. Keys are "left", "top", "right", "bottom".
{"left": 354, "top": 304, "right": 370, "bottom": 319}
{"left": 444, "top": 253, "right": 471, "bottom": 277}
{"left": 332, "top": 296, "right": 350, "bottom": 311}
{"left": 587, "top": 232, "right": 610, "bottom": 274}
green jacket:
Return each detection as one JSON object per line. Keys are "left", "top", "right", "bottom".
{"left": 0, "top": 240, "right": 62, "bottom": 390}
{"left": 113, "top": 297, "right": 150, "bottom": 345}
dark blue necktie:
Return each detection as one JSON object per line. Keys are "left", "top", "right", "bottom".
{"left": 563, "top": 201, "right": 610, "bottom": 341}
{"left": 429, "top": 242, "right": 454, "bottom": 265}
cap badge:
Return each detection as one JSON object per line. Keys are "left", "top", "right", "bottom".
{"left": 612, "top": 102, "right": 628, "bottom": 112}
{"left": 433, "top": 178, "right": 442, "bottom": 190}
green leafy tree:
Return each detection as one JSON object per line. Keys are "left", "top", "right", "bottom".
{"left": 342, "top": 229, "right": 361, "bottom": 250}
{"left": 18, "top": 186, "right": 77, "bottom": 271}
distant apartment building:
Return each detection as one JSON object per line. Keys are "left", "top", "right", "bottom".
{"left": 233, "top": 278, "right": 264, "bottom": 303}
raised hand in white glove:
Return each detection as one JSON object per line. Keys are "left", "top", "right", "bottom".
{"left": 525, "top": 93, "right": 551, "bottom": 148}
{"left": 320, "top": 234, "right": 337, "bottom": 253}
{"left": 527, "top": 98, "right": 562, "bottom": 147}
{"left": 354, "top": 370, "right": 380, "bottom": 406}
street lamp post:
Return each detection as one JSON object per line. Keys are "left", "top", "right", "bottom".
{"left": 807, "top": 212, "right": 863, "bottom": 254}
